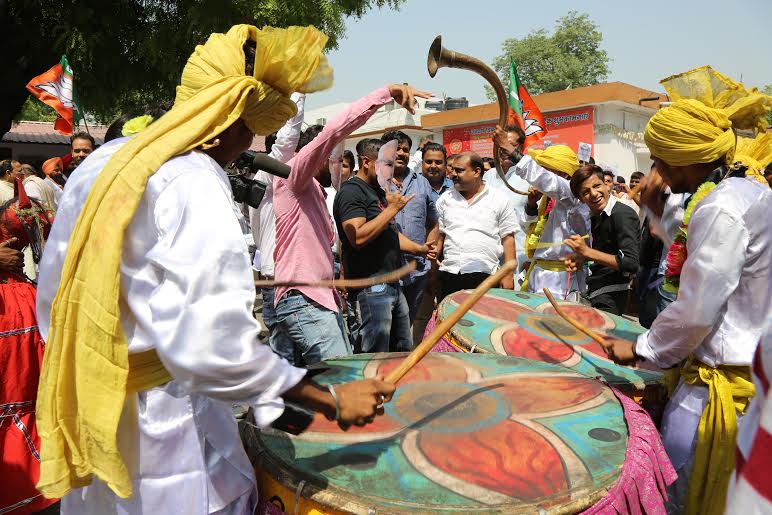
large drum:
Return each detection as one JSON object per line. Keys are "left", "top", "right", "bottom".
{"left": 435, "top": 289, "right": 665, "bottom": 405}
{"left": 244, "top": 353, "right": 634, "bottom": 514}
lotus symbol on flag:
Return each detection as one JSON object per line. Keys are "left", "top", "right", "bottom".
{"left": 510, "top": 90, "right": 544, "bottom": 138}
{"left": 521, "top": 108, "right": 545, "bottom": 138}
{"left": 35, "top": 76, "right": 76, "bottom": 109}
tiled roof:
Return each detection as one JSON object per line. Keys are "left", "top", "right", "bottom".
{"left": 2, "top": 121, "right": 107, "bottom": 145}
{"left": 2, "top": 120, "right": 266, "bottom": 151}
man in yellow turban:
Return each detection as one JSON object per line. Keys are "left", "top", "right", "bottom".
{"left": 606, "top": 67, "right": 772, "bottom": 515}
{"left": 34, "top": 25, "right": 395, "bottom": 515}
{"left": 492, "top": 127, "right": 589, "bottom": 297}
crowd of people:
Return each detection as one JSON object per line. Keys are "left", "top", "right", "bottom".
{"left": 1, "top": 22, "right": 771, "bottom": 515}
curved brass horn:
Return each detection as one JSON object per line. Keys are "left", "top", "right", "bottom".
{"left": 427, "top": 35, "right": 527, "bottom": 195}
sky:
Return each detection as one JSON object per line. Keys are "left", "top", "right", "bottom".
{"left": 305, "top": 0, "right": 772, "bottom": 111}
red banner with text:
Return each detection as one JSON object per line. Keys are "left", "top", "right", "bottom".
{"left": 442, "top": 106, "right": 594, "bottom": 158}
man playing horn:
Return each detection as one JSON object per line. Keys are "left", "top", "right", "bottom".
{"left": 34, "top": 25, "right": 395, "bottom": 515}
{"left": 492, "top": 129, "right": 590, "bottom": 298}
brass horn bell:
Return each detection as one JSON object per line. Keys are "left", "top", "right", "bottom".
{"left": 425, "top": 35, "right": 527, "bottom": 195}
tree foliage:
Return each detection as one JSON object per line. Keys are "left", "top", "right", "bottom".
{"left": 764, "top": 85, "right": 772, "bottom": 127}
{"left": 15, "top": 96, "right": 59, "bottom": 123}
{"left": 2, "top": 0, "right": 403, "bottom": 133}
{"left": 486, "top": 11, "right": 610, "bottom": 100}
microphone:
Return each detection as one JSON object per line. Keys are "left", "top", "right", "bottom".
{"left": 251, "top": 152, "right": 291, "bottom": 179}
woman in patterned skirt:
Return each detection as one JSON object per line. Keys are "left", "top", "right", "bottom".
{"left": 0, "top": 164, "right": 55, "bottom": 514}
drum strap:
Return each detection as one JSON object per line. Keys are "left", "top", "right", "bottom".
{"left": 681, "top": 358, "right": 754, "bottom": 515}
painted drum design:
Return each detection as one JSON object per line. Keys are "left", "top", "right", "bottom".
{"left": 244, "top": 353, "right": 630, "bottom": 514}
{"left": 436, "top": 289, "right": 664, "bottom": 396}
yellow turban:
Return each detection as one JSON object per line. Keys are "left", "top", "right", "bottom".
{"left": 645, "top": 99, "right": 737, "bottom": 166}
{"left": 734, "top": 133, "right": 772, "bottom": 183}
{"left": 528, "top": 145, "right": 580, "bottom": 176}
{"left": 36, "top": 24, "right": 333, "bottom": 500}
{"left": 645, "top": 65, "right": 772, "bottom": 167}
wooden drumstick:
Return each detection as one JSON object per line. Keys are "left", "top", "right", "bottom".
{"left": 385, "top": 260, "right": 518, "bottom": 384}
{"left": 542, "top": 288, "right": 612, "bottom": 355}
{"left": 255, "top": 262, "right": 416, "bottom": 289}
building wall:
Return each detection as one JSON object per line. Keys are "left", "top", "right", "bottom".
{"left": 592, "top": 104, "right": 652, "bottom": 179}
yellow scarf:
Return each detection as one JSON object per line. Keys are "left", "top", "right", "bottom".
{"left": 645, "top": 66, "right": 772, "bottom": 167}
{"left": 681, "top": 359, "right": 755, "bottom": 515}
{"left": 35, "top": 24, "right": 333, "bottom": 500}
{"left": 525, "top": 194, "right": 549, "bottom": 260}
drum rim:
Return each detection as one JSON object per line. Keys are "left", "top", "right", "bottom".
{"left": 244, "top": 353, "right": 629, "bottom": 514}
{"left": 247, "top": 423, "right": 617, "bottom": 514}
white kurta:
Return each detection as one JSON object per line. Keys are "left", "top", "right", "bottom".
{"left": 635, "top": 177, "right": 772, "bottom": 482}
{"left": 483, "top": 167, "right": 531, "bottom": 284}
{"left": 36, "top": 139, "right": 306, "bottom": 515}
{"left": 514, "top": 155, "right": 590, "bottom": 295}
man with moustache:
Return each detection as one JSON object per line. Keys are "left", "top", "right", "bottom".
{"left": 436, "top": 151, "right": 516, "bottom": 300}
{"left": 605, "top": 90, "right": 771, "bottom": 513}
{"left": 422, "top": 143, "right": 454, "bottom": 202}
{"left": 66, "top": 132, "right": 96, "bottom": 176}
{"left": 381, "top": 130, "right": 438, "bottom": 327}
{"left": 412, "top": 142, "right": 451, "bottom": 339}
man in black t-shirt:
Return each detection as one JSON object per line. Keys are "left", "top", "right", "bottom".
{"left": 333, "top": 138, "right": 436, "bottom": 353}
{"left": 564, "top": 164, "right": 640, "bottom": 315}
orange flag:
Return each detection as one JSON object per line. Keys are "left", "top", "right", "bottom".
{"left": 26, "top": 55, "right": 82, "bottom": 135}
{"left": 507, "top": 59, "right": 547, "bottom": 149}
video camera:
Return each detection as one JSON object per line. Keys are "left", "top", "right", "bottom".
{"left": 225, "top": 151, "right": 291, "bottom": 209}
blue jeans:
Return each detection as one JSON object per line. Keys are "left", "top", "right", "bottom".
{"left": 636, "top": 268, "right": 659, "bottom": 328}
{"left": 636, "top": 269, "right": 677, "bottom": 329}
{"left": 261, "top": 287, "right": 278, "bottom": 344}
{"left": 271, "top": 291, "right": 351, "bottom": 367}
{"left": 401, "top": 274, "right": 428, "bottom": 324}
{"left": 356, "top": 283, "right": 412, "bottom": 353}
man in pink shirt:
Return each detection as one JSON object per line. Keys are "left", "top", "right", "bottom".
{"left": 272, "top": 84, "right": 430, "bottom": 366}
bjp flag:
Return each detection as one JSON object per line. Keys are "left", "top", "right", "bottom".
{"left": 26, "top": 55, "right": 82, "bottom": 135}
{"left": 507, "top": 59, "right": 547, "bottom": 149}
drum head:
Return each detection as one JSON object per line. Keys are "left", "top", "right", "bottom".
{"left": 249, "top": 353, "right": 628, "bottom": 514}
{"left": 437, "top": 289, "right": 662, "bottom": 390}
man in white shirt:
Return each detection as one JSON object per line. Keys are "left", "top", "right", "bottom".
{"left": 607, "top": 97, "right": 772, "bottom": 514}
{"left": 436, "top": 151, "right": 516, "bottom": 301}
{"left": 249, "top": 93, "right": 305, "bottom": 342}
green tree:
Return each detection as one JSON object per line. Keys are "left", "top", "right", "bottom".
{"left": 2, "top": 0, "right": 403, "bottom": 134}
{"left": 14, "top": 96, "right": 59, "bottom": 123}
{"left": 764, "top": 85, "right": 772, "bottom": 127}
{"left": 486, "top": 11, "right": 610, "bottom": 100}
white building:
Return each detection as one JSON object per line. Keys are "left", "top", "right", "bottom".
{"left": 420, "top": 81, "right": 665, "bottom": 180}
